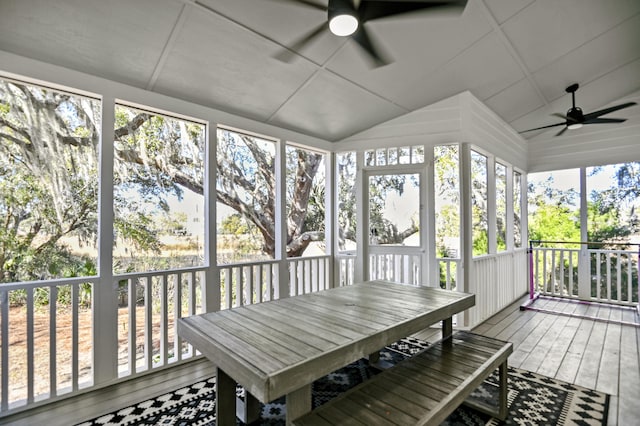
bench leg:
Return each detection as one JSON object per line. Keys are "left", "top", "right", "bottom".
{"left": 497, "top": 360, "right": 509, "bottom": 420}
{"left": 237, "top": 391, "right": 261, "bottom": 424}
{"left": 463, "top": 360, "right": 510, "bottom": 421}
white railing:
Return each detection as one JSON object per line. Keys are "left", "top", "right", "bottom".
{"left": 115, "top": 268, "right": 208, "bottom": 379}
{"left": 438, "top": 258, "right": 461, "bottom": 291}
{"left": 336, "top": 253, "right": 356, "bottom": 287}
{"left": 369, "top": 252, "right": 421, "bottom": 285}
{"left": 0, "top": 249, "right": 533, "bottom": 415}
{"left": 219, "top": 260, "right": 279, "bottom": 309}
{"left": 468, "top": 250, "right": 529, "bottom": 327}
{"left": 531, "top": 245, "right": 639, "bottom": 306}
{"left": 0, "top": 277, "right": 97, "bottom": 411}
{"left": 531, "top": 247, "right": 580, "bottom": 298}
{"left": 0, "top": 255, "right": 335, "bottom": 416}
{"left": 288, "top": 255, "right": 332, "bottom": 296}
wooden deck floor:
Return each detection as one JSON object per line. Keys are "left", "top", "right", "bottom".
{"left": 3, "top": 294, "right": 639, "bottom": 426}
{"left": 415, "top": 294, "right": 640, "bottom": 426}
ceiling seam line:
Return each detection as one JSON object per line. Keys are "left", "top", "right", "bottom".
{"left": 477, "top": 0, "right": 548, "bottom": 106}
{"left": 265, "top": 70, "right": 324, "bottom": 123}
{"left": 146, "top": 3, "right": 191, "bottom": 91}
{"left": 266, "top": 38, "right": 356, "bottom": 123}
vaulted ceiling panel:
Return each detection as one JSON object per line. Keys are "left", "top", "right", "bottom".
{"left": 153, "top": 7, "right": 320, "bottom": 121}
{"left": 484, "top": 78, "right": 546, "bottom": 123}
{"left": 0, "top": 0, "right": 181, "bottom": 88}
{"left": 196, "top": 0, "right": 342, "bottom": 65}
{"left": 391, "top": 31, "right": 524, "bottom": 110}
{"left": 501, "top": 0, "right": 640, "bottom": 73}
{"left": 531, "top": 13, "right": 640, "bottom": 102}
{"left": 268, "top": 70, "right": 407, "bottom": 141}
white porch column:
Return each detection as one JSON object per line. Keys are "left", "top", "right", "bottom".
{"left": 578, "top": 167, "right": 590, "bottom": 299}
{"left": 355, "top": 151, "right": 366, "bottom": 283}
{"left": 203, "top": 122, "right": 220, "bottom": 312}
{"left": 505, "top": 165, "right": 514, "bottom": 252}
{"left": 487, "top": 155, "right": 497, "bottom": 254}
{"left": 94, "top": 95, "right": 118, "bottom": 385}
{"left": 425, "top": 146, "right": 438, "bottom": 286}
{"left": 326, "top": 152, "right": 337, "bottom": 288}
{"left": 275, "top": 139, "right": 290, "bottom": 298}
{"left": 460, "top": 143, "right": 473, "bottom": 328}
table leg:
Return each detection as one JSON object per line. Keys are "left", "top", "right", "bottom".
{"left": 442, "top": 316, "right": 453, "bottom": 338}
{"left": 286, "top": 383, "right": 312, "bottom": 425}
{"left": 216, "top": 367, "right": 236, "bottom": 426}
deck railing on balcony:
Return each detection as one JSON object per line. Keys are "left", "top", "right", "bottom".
{"left": 530, "top": 242, "right": 640, "bottom": 306}
{"left": 0, "top": 256, "right": 339, "bottom": 415}
{"left": 0, "top": 277, "right": 97, "bottom": 411}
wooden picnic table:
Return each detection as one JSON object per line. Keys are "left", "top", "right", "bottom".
{"left": 177, "top": 280, "right": 475, "bottom": 425}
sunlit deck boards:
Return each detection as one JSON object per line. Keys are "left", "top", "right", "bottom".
{"left": 470, "top": 295, "right": 640, "bottom": 426}
{"left": 4, "top": 293, "right": 639, "bottom": 426}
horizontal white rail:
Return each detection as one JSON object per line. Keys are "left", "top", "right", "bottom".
{"left": 531, "top": 247, "right": 639, "bottom": 306}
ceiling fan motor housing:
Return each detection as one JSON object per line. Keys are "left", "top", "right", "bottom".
{"left": 567, "top": 107, "right": 584, "bottom": 123}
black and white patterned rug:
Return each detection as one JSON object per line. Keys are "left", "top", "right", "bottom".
{"left": 76, "top": 337, "right": 609, "bottom": 426}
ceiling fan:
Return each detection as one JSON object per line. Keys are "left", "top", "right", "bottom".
{"left": 520, "top": 83, "right": 637, "bottom": 137}
{"left": 273, "top": 0, "right": 468, "bottom": 67}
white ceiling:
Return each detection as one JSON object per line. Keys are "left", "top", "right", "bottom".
{"left": 0, "top": 0, "right": 639, "bottom": 142}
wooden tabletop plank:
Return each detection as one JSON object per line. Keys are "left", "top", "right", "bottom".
{"left": 208, "top": 310, "right": 322, "bottom": 361}
{"left": 301, "top": 291, "right": 422, "bottom": 322}
{"left": 274, "top": 298, "right": 379, "bottom": 336}
{"left": 244, "top": 302, "right": 353, "bottom": 345}
{"left": 181, "top": 315, "right": 286, "bottom": 371}
{"left": 231, "top": 308, "right": 339, "bottom": 352}
{"left": 279, "top": 296, "right": 395, "bottom": 330}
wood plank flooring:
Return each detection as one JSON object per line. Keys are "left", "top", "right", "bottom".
{"left": 463, "top": 295, "right": 639, "bottom": 426}
{"left": 3, "top": 294, "right": 639, "bottom": 426}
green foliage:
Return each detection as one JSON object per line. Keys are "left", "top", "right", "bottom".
{"left": 529, "top": 203, "right": 580, "bottom": 246}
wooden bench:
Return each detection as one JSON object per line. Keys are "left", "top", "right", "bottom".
{"left": 292, "top": 331, "right": 513, "bottom": 425}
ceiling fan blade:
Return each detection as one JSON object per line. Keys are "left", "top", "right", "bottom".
{"left": 551, "top": 112, "right": 578, "bottom": 123}
{"left": 351, "top": 25, "right": 392, "bottom": 67}
{"left": 274, "top": 22, "right": 328, "bottom": 62}
{"left": 358, "top": 0, "right": 467, "bottom": 22}
{"left": 584, "top": 117, "right": 627, "bottom": 124}
{"left": 555, "top": 126, "right": 569, "bottom": 137}
{"left": 519, "top": 122, "right": 566, "bottom": 133}
{"left": 583, "top": 102, "right": 637, "bottom": 121}
{"left": 269, "top": 0, "right": 327, "bottom": 11}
